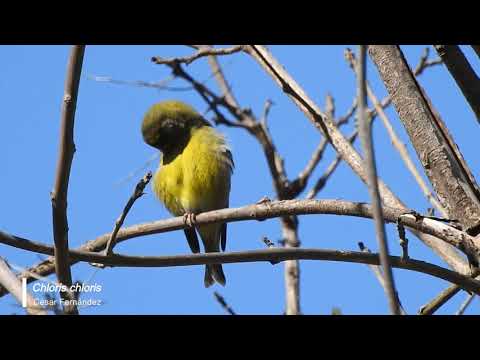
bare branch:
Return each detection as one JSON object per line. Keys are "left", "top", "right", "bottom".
{"left": 368, "top": 46, "right": 442, "bottom": 120}
{"left": 414, "top": 47, "right": 443, "bottom": 77}
{"left": 325, "top": 93, "right": 335, "bottom": 119}
{"left": 434, "top": 45, "right": 480, "bottom": 122}
{"left": 2, "top": 236, "right": 479, "bottom": 296}
{"left": 419, "top": 268, "right": 480, "bottom": 315}
{"left": 0, "top": 258, "right": 47, "bottom": 315}
{"left": 306, "top": 131, "right": 358, "bottom": 199}
{"left": 88, "top": 74, "right": 193, "bottom": 91}
{"left": 243, "top": 45, "right": 469, "bottom": 273}
{"left": 369, "top": 45, "right": 480, "bottom": 237}
{"left": 2, "top": 199, "right": 480, "bottom": 278}
{"left": 345, "top": 48, "right": 447, "bottom": 217}
{"left": 50, "top": 45, "right": 85, "bottom": 315}
{"left": 104, "top": 172, "right": 152, "bottom": 256}
{"left": 202, "top": 46, "right": 240, "bottom": 109}
{"left": 357, "top": 45, "right": 400, "bottom": 315}
{"left": 151, "top": 45, "right": 244, "bottom": 66}
{"left": 456, "top": 293, "right": 475, "bottom": 315}
{"left": 336, "top": 98, "right": 357, "bottom": 127}
{"left": 291, "top": 138, "right": 328, "bottom": 194}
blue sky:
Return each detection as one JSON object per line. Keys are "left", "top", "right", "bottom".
{"left": 1, "top": 45, "right": 479, "bottom": 315}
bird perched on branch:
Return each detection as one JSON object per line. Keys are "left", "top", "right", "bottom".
{"left": 141, "top": 100, "right": 233, "bottom": 287}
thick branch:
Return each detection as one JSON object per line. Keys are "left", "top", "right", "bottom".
{"left": 243, "top": 45, "right": 468, "bottom": 273}
{"left": 434, "top": 45, "right": 480, "bottom": 122}
{"left": 368, "top": 45, "right": 480, "bottom": 236}
{"left": 345, "top": 49, "right": 447, "bottom": 217}
{"left": 50, "top": 45, "right": 85, "bottom": 315}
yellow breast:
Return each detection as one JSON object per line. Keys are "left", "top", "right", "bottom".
{"left": 152, "top": 126, "right": 232, "bottom": 216}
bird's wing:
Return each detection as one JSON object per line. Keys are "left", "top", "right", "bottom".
{"left": 183, "top": 228, "right": 200, "bottom": 253}
{"left": 221, "top": 205, "right": 228, "bottom": 252}
{"left": 221, "top": 148, "right": 233, "bottom": 252}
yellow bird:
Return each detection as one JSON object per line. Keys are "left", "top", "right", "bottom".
{"left": 141, "top": 100, "right": 233, "bottom": 287}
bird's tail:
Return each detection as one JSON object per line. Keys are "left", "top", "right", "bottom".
{"left": 198, "top": 224, "right": 226, "bottom": 288}
{"left": 204, "top": 264, "right": 226, "bottom": 288}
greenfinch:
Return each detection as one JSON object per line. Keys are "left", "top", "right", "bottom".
{"left": 141, "top": 100, "right": 233, "bottom": 287}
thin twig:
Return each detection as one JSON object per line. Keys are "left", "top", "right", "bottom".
{"left": 213, "top": 291, "right": 236, "bottom": 315}
{"left": 306, "top": 131, "right": 357, "bottom": 199}
{"left": 456, "top": 293, "right": 475, "bottom": 315}
{"left": 50, "top": 45, "right": 85, "bottom": 315}
{"left": 357, "top": 45, "right": 400, "bottom": 315}
{"left": 151, "top": 45, "right": 244, "bottom": 66}
{"left": 87, "top": 74, "right": 193, "bottom": 91}
{"left": 336, "top": 98, "right": 357, "bottom": 127}
{"left": 201, "top": 45, "right": 240, "bottom": 109}
{"left": 414, "top": 47, "right": 443, "bottom": 76}
{"left": 397, "top": 220, "right": 409, "bottom": 261}
{"left": 103, "top": 172, "right": 153, "bottom": 257}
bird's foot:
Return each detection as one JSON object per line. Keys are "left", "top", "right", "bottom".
{"left": 183, "top": 212, "right": 197, "bottom": 228}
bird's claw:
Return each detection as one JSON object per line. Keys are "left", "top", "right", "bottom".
{"left": 183, "top": 212, "right": 197, "bottom": 228}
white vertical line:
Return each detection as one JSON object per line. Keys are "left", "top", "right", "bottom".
{"left": 22, "top": 277, "right": 27, "bottom": 308}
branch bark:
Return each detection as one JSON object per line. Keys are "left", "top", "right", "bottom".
{"left": 1, "top": 238, "right": 479, "bottom": 295}
{"left": 2, "top": 198, "right": 480, "bottom": 299}
{"left": 50, "top": 45, "right": 85, "bottom": 315}
{"left": 345, "top": 49, "right": 447, "bottom": 217}
{"left": 368, "top": 45, "right": 480, "bottom": 237}
{"left": 243, "top": 45, "right": 469, "bottom": 274}
{"left": 419, "top": 268, "right": 480, "bottom": 315}
{"left": 433, "top": 45, "right": 480, "bottom": 122}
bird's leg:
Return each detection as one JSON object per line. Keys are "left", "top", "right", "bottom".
{"left": 183, "top": 212, "right": 197, "bottom": 228}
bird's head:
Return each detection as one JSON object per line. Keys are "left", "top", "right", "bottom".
{"left": 141, "top": 100, "right": 210, "bottom": 155}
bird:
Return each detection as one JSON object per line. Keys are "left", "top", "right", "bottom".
{"left": 141, "top": 100, "right": 233, "bottom": 287}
